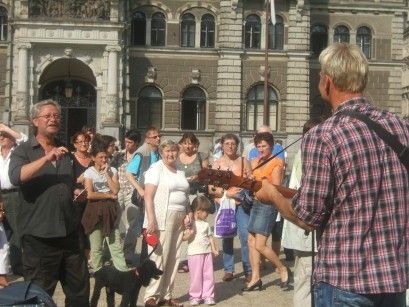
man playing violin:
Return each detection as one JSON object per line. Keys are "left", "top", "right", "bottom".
{"left": 256, "top": 43, "right": 409, "bottom": 306}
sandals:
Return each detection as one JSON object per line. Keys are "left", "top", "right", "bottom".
{"left": 178, "top": 261, "right": 189, "bottom": 273}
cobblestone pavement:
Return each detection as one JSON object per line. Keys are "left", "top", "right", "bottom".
{"left": 50, "top": 244, "right": 295, "bottom": 306}
{"left": 9, "top": 224, "right": 295, "bottom": 306}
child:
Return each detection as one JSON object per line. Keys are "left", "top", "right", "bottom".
{"left": 183, "top": 195, "right": 219, "bottom": 306}
{"left": 81, "top": 140, "right": 128, "bottom": 274}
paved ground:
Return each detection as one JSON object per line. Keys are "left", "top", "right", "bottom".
{"left": 49, "top": 242, "right": 294, "bottom": 306}
{"left": 8, "top": 219, "right": 295, "bottom": 306}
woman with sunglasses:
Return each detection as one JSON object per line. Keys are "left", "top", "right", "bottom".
{"left": 71, "top": 131, "right": 92, "bottom": 259}
{"left": 208, "top": 133, "right": 252, "bottom": 283}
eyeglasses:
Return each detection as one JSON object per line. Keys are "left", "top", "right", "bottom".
{"left": 36, "top": 113, "right": 61, "bottom": 120}
{"left": 75, "top": 140, "right": 89, "bottom": 145}
{"left": 223, "top": 143, "right": 237, "bottom": 147}
{"left": 148, "top": 135, "right": 161, "bottom": 139}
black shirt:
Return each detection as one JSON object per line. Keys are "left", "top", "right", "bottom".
{"left": 9, "top": 137, "right": 76, "bottom": 238}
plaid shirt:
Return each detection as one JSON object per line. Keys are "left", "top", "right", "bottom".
{"left": 292, "top": 97, "right": 409, "bottom": 294}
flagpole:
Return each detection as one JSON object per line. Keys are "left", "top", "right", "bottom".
{"left": 263, "top": 0, "right": 270, "bottom": 125}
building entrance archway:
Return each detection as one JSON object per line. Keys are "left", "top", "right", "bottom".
{"left": 39, "top": 58, "right": 97, "bottom": 147}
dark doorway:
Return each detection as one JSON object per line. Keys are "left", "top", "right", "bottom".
{"left": 41, "top": 80, "right": 96, "bottom": 146}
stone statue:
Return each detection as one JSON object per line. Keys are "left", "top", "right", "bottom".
{"left": 29, "top": 0, "right": 110, "bottom": 20}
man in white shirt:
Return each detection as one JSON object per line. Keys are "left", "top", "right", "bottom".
{"left": 0, "top": 123, "right": 27, "bottom": 276}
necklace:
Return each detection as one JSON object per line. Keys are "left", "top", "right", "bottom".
{"left": 75, "top": 152, "right": 90, "bottom": 160}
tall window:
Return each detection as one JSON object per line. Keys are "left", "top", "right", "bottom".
{"left": 0, "top": 7, "right": 7, "bottom": 41}
{"left": 245, "top": 15, "right": 261, "bottom": 49}
{"left": 356, "top": 26, "right": 372, "bottom": 59}
{"left": 137, "top": 86, "right": 162, "bottom": 129}
{"left": 268, "top": 15, "right": 284, "bottom": 50}
{"left": 246, "top": 84, "right": 278, "bottom": 131}
{"left": 181, "top": 13, "right": 195, "bottom": 47}
{"left": 181, "top": 87, "right": 206, "bottom": 130}
{"left": 151, "top": 12, "right": 166, "bottom": 46}
{"left": 200, "top": 14, "right": 215, "bottom": 48}
{"left": 333, "top": 25, "right": 350, "bottom": 43}
{"left": 311, "top": 24, "right": 328, "bottom": 57}
{"left": 132, "top": 11, "right": 146, "bottom": 46}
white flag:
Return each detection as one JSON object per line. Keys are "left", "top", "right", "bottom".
{"left": 270, "top": 0, "right": 276, "bottom": 25}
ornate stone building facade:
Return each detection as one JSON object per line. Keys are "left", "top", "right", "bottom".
{"left": 0, "top": 0, "right": 407, "bottom": 162}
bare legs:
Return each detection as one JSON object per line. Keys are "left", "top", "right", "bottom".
{"left": 247, "top": 232, "right": 288, "bottom": 286}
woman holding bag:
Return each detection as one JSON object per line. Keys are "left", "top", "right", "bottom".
{"left": 209, "top": 133, "right": 252, "bottom": 283}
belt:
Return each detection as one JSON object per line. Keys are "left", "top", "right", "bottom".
{"left": 1, "top": 188, "right": 19, "bottom": 194}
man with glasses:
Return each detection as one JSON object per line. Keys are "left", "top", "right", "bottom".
{"left": 9, "top": 99, "right": 89, "bottom": 305}
{"left": 0, "top": 123, "right": 27, "bottom": 277}
{"left": 125, "top": 126, "right": 161, "bottom": 264}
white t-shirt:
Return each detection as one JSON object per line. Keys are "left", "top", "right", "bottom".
{"left": 84, "top": 166, "right": 117, "bottom": 193}
{"left": 187, "top": 220, "right": 213, "bottom": 256}
{"left": 144, "top": 161, "right": 189, "bottom": 212}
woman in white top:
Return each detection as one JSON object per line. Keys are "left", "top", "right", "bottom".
{"left": 144, "top": 139, "right": 191, "bottom": 307}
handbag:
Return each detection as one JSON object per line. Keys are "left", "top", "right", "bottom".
{"left": 236, "top": 189, "right": 254, "bottom": 214}
{"left": 214, "top": 191, "right": 237, "bottom": 238}
{"left": 131, "top": 189, "right": 144, "bottom": 208}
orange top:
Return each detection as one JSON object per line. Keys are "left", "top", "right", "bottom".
{"left": 251, "top": 157, "right": 284, "bottom": 184}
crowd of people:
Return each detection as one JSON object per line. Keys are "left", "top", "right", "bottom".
{"left": 0, "top": 42, "right": 408, "bottom": 307}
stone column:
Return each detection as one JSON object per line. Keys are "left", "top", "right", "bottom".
{"left": 15, "top": 42, "right": 31, "bottom": 122}
{"left": 215, "top": 0, "right": 244, "bottom": 133}
{"left": 103, "top": 45, "right": 121, "bottom": 126}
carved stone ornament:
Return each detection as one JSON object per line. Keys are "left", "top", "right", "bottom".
{"left": 83, "top": 55, "right": 92, "bottom": 64}
{"left": 231, "top": 0, "right": 239, "bottom": 11}
{"left": 146, "top": 67, "right": 157, "bottom": 83}
{"left": 231, "top": 0, "right": 239, "bottom": 18}
{"left": 191, "top": 69, "right": 201, "bottom": 84}
{"left": 14, "top": 92, "right": 29, "bottom": 122}
{"left": 103, "top": 94, "right": 119, "bottom": 124}
{"left": 29, "top": 0, "right": 111, "bottom": 20}
{"left": 259, "top": 65, "right": 270, "bottom": 81}
{"left": 64, "top": 48, "right": 73, "bottom": 57}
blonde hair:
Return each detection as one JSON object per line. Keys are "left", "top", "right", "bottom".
{"left": 159, "top": 139, "right": 178, "bottom": 154}
{"left": 319, "top": 43, "right": 368, "bottom": 93}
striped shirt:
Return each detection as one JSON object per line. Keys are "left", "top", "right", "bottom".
{"left": 292, "top": 97, "right": 409, "bottom": 294}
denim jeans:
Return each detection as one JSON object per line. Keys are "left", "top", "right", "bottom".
{"left": 221, "top": 205, "right": 251, "bottom": 274}
{"left": 314, "top": 282, "right": 406, "bottom": 307}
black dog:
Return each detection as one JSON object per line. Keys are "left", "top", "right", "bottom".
{"left": 90, "top": 259, "right": 163, "bottom": 307}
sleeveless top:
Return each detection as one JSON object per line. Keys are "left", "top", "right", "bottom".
{"left": 176, "top": 152, "right": 208, "bottom": 178}
{"left": 251, "top": 157, "right": 284, "bottom": 184}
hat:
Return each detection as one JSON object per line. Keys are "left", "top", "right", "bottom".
{"left": 142, "top": 228, "right": 158, "bottom": 247}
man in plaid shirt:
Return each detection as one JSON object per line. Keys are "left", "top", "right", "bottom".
{"left": 256, "top": 43, "right": 409, "bottom": 306}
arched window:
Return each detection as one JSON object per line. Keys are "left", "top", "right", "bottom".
{"left": 181, "top": 13, "right": 195, "bottom": 47}
{"left": 356, "top": 26, "right": 371, "bottom": 59}
{"left": 0, "top": 7, "right": 7, "bottom": 41}
{"left": 200, "top": 14, "right": 215, "bottom": 48}
{"left": 137, "top": 86, "right": 162, "bottom": 129}
{"left": 151, "top": 12, "right": 166, "bottom": 46}
{"left": 246, "top": 84, "right": 278, "bottom": 131}
{"left": 333, "top": 25, "right": 350, "bottom": 43}
{"left": 311, "top": 24, "right": 328, "bottom": 57}
{"left": 131, "top": 11, "right": 146, "bottom": 46}
{"left": 181, "top": 87, "right": 206, "bottom": 130}
{"left": 268, "top": 15, "right": 284, "bottom": 50}
{"left": 245, "top": 15, "right": 261, "bottom": 49}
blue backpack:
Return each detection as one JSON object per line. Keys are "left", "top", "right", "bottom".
{"left": 0, "top": 281, "right": 57, "bottom": 307}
